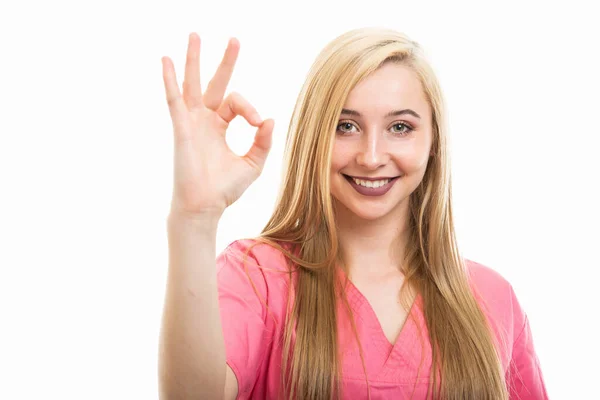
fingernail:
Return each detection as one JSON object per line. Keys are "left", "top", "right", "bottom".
{"left": 252, "top": 113, "right": 262, "bottom": 124}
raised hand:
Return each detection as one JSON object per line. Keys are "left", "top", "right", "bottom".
{"left": 162, "top": 33, "right": 274, "bottom": 219}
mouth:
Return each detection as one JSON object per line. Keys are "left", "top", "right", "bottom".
{"left": 342, "top": 174, "right": 401, "bottom": 189}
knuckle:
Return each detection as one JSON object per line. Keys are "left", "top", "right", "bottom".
{"left": 167, "top": 95, "right": 180, "bottom": 107}
{"left": 228, "top": 91, "right": 241, "bottom": 102}
{"left": 182, "top": 81, "right": 198, "bottom": 95}
{"left": 230, "top": 92, "right": 252, "bottom": 112}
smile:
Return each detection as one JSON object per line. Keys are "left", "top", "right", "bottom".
{"left": 343, "top": 174, "right": 401, "bottom": 197}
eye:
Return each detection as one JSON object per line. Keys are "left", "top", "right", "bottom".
{"left": 336, "top": 121, "right": 414, "bottom": 136}
{"left": 336, "top": 121, "right": 357, "bottom": 134}
{"left": 391, "top": 122, "right": 413, "bottom": 136}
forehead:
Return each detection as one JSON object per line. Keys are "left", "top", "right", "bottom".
{"left": 343, "top": 63, "right": 429, "bottom": 115}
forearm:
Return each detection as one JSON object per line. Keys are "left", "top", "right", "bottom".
{"left": 158, "top": 212, "right": 226, "bottom": 399}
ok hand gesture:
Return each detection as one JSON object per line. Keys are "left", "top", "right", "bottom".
{"left": 162, "top": 33, "right": 275, "bottom": 219}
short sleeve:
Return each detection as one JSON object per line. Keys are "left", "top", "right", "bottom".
{"left": 216, "top": 240, "right": 274, "bottom": 399}
{"left": 506, "top": 288, "right": 549, "bottom": 399}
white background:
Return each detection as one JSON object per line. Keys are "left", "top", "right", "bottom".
{"left": 1, "top": 0, "right": 598, "bottom": 398}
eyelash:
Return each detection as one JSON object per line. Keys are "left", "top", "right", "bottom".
{"left": 336, "top": 120, "right": 414, "bottom": 136}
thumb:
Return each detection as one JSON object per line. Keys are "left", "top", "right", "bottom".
{"left": 244, "top": 119, "right": 274, "bottom": 171}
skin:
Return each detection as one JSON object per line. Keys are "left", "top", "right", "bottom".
{"left": 331, "top": 62, "right": 434, "bottom": 283}
{"left": 160, "top": 33, "right": 274, "bottom": 400}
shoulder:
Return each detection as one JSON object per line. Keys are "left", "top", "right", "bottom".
{"left": 464, "top": 258, "right": 513, "bottom": 298}
{"left": 216, "top": 238, "right": 298, "bottom": 311}
{"left": 463, "top": 259, "right": 528, "bottom": 358}
{"left": 218, "top": 238, "right": 296, "bottom": 275}
{"left": 463, "top": 258, "right": 521, "bottom": 317}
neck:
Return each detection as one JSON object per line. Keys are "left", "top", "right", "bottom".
{"left": 334, "top": 199, "right": 411, "bottom": 280}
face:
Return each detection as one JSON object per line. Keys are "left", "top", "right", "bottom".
{"left": 330, "top": 62, "right": 433, "bottom": 222}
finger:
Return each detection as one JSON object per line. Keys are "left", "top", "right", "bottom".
{"left": 161, "top": 56, "right": 190, "bottom": 141}
{"left": 217, "top": 92, "right": 262, "bottom": 126}
{"left": 182, "top": 33, "right": 203, "bottom": 110}
{"left": 244, "top": 119, "right": 274, "bottom": 171}
{"left": 203, "top": 38, "right": 240, "bottom": 110}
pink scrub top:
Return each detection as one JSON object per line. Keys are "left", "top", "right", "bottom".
{"left": 216, "top": 239, "right": 548, "bottom": 399}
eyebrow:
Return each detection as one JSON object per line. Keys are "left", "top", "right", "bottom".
{"left": 341, "top": 108, "right": 421, "bottom": 119}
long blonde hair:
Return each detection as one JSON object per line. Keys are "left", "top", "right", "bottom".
{"left": 244, "top": 27, "right": 508, "bottom": 399}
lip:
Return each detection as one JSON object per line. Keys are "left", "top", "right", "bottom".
{"left": 346, "top": 175, "right": 400, "bottom": 181}
{"left": 343, "top": 174, "right": 400, "bottom": 197}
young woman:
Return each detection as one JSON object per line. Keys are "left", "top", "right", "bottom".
{"left": 158, "top": 27, "right": 548, "bottom": 400}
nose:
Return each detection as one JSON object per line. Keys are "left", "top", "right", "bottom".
{"left": 355, "top": 131, "right": 390, "bottom": 169}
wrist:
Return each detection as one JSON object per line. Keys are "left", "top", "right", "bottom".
{"left": 168, "top": 208, "right": 222, "bottom": 230}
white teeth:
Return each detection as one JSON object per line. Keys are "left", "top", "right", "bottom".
{"left": 351, "top": 177, "right": 391, "bottom": 188}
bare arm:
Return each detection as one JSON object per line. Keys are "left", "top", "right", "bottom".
{"left": 158, "top": 212, "right": 237, "bottom": 399}
{"left": 158, "top": 32, "right": 273, "bottom": 400}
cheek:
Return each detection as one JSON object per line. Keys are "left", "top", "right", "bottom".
{"left": 394, "top": 140, "right": 431, "bottom": 172}
{"left": 330, "top": 141, "right": 352, "bottom": 172}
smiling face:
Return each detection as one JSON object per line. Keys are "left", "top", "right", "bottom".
{"left": 330, "top": 62, "right": 434, "bottom": 222}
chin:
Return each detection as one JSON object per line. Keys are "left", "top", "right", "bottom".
{"left": 350, "top": 208, "right": 391, "bottom": 221}
{"left": 333, "top": 196, "right": 403, "bottom": 221}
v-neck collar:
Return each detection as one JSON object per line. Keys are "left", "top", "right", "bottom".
{"left": 337, "top": 265, "right": 430, "bottom": 380}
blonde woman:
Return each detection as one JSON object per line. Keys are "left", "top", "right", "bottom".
{"left": 158, "top": 28, "right": 548, "bottom": 400}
